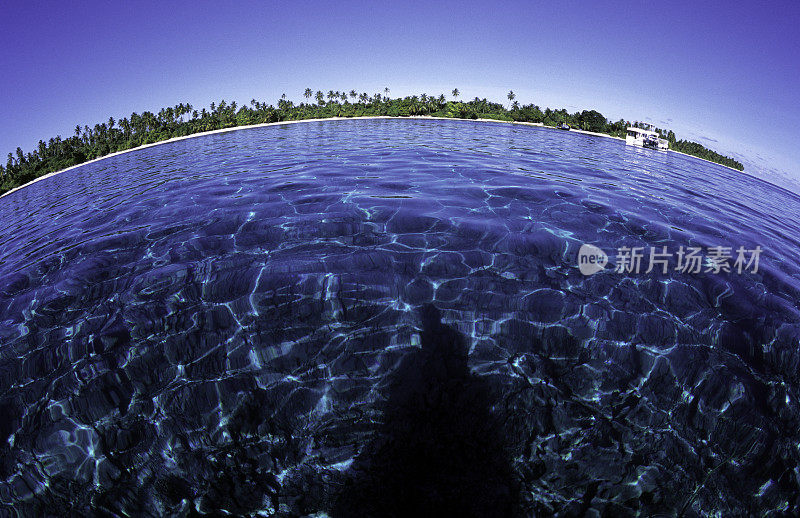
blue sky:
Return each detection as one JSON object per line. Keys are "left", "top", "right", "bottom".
{"left": 1, "top": 0, "right": 798, "bottom": 187}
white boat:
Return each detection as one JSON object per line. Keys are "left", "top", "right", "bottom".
{"left": 626, "top": 126, "right": 668, "bottom": 151}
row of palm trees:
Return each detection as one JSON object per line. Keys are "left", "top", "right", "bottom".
{"left": 2, "top": 86, "right": 492, "bottom": 174}
{"left": 288, "top": 87, "right": 523, "bottom": 113}
{"left": 292, "top": 87, "right": 475, "bottom": 108}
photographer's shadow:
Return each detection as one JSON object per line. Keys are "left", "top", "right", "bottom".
{"left": 332, "top": 304, "right": 519, "bottom": 517}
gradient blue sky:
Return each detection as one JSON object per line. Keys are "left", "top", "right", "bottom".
{"left": 1, "top": 1, "right": 798, "bottom": 187}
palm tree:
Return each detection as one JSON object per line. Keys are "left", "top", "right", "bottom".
{"left": 130, "top": 112, "right": 141, "bottom": 134}
{"left": 315, "top": 91, "right": 324, "bottom": 105}
{"left": 409, "top": 96, "right": 422, "bottom": 115}
{"left": 49, "top": 137, "right": 58, "bottom": 158}
{"left": 507, "top": 90, "right": 515, "bottom": 108}
{"left": 304, "top": 88, "right": 312, "bottom": 101}
{"left": 452, "top": 88, "right": 460, "bottom": 100}
{"left": 349, "top": 90, "right": 357, "bottom": 101}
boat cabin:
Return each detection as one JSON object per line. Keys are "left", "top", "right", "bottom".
{"left": 626, "top": 127, "right": 668, "bottom": 151}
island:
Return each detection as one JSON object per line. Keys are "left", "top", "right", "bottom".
{"left": 0, "top": 89, "right": 744, "bottom": 196}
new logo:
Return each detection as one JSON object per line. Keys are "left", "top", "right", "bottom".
{"left": 578, "top": 243, "right": 608, "bottom": 275}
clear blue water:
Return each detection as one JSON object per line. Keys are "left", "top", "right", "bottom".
{"left": 1, "top": 118, "right": 799, "bottom": 516}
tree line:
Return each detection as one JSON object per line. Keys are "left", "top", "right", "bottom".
{"left": 0, "top": 88, "right": 744, "bottom": 194}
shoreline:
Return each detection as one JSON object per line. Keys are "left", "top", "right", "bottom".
{"left": 0, "top": 116, "right": 740, "bottom": 199}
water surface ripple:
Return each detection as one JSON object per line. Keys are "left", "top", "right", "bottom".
{"left": 1, "top": 119, "right": 799, "bottom": 516}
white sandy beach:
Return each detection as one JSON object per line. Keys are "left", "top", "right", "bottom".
{"left": 0, "top": 116, "right": 738, "bottom": 200}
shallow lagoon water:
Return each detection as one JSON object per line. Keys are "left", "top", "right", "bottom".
{"left": 1, "top": 119, "right": 800, "bottom": 516}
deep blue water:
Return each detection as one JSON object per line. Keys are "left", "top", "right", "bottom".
{"left": 1, "top": 118, "right": 800, "bottom": 516}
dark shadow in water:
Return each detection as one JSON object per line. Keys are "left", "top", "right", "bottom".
{"left": 331, "top": 304, "right": 520, "bottom": 517}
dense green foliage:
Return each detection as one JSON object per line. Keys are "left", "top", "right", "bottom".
{"left": 0, "top": 90, "right": 743, "bottom": 194}
{"left": 667, "top": 139, "right": 744, "bottom": 169}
